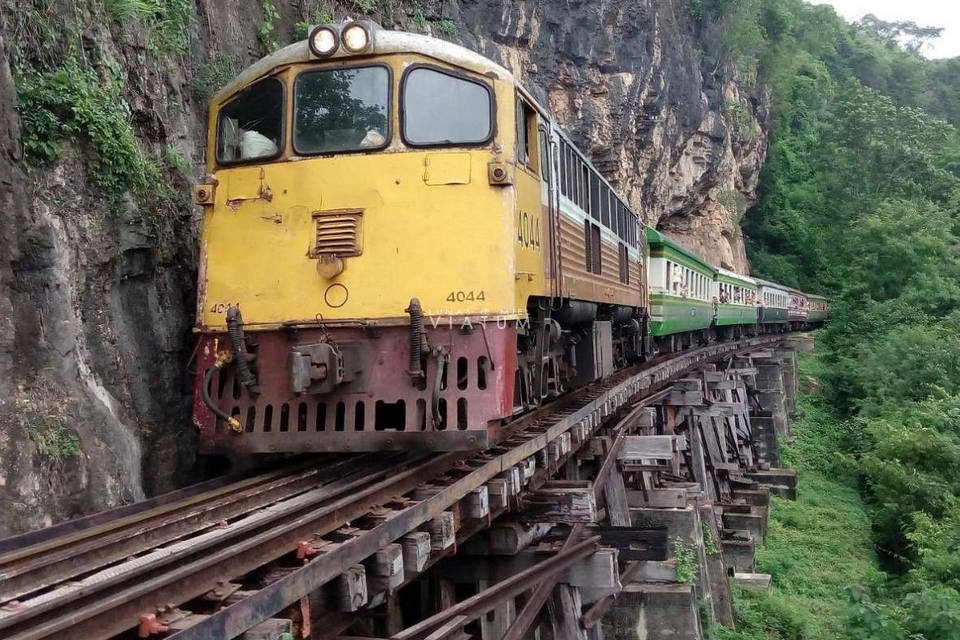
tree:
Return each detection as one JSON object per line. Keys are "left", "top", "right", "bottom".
{"left": 854, "top": 14, "right": 944, "bottom": 55}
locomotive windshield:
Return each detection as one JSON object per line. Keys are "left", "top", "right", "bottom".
{"left": 217, "top": 77, "right": 284, "bottom": 163}
{"left": 294, "top": 66, "right": 390, "bottom": 154}
{"left": 402, "top": 67, "right": 492, "bottom": 146}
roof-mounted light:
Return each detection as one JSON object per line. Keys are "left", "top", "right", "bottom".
{"left": 309, "top": 25, "right": 338, "bottom": 57}
{"left": 342, "top": 23, "right": 370, "bottom": 53}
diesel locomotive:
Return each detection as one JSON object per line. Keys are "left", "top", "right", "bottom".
{"left": 191, "top": 21, "right": 828, "bottom": 454}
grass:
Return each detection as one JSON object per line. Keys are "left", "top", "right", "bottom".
{"left": 28, "top": 418, "right": 82, "bottom": 460}
{"left": 714, "top": 352, "right": 882, "bottom": 639}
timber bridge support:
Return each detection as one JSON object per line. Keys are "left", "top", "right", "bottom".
{"left": 0, "top": 336, "right": 811, "bottom": 640}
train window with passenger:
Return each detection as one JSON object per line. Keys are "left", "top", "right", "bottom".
{"left": 402, "top": 67, "right": 492, "bottom": 146}
{"left": 294, "top": 66, "right": 389, "bottom": 155}
{"left": 218, "top": 77, "right": 284, "bottom": 164}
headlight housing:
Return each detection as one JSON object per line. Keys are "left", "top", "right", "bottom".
{"left": 341, "top": 23, "right": 370, "bottom": 53}
{"left": 309, "top": 26, "right": 338, "bottom": 57}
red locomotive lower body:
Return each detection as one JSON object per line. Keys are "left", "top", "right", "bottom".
{"left": 193, "top": 322, "right": 518, "bottom": 453}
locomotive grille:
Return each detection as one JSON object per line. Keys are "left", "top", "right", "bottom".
{"left": 311, "top": 209, "right": 363, "bottom": 257}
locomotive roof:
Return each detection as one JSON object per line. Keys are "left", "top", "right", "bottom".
{"left": 213, "top": 26, "right": 517, "bottom": 105}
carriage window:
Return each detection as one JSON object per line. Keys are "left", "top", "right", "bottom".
{"left": 583, "top": 165, "right": 593, "bottom": 217}
{"left": 619, "top": 244, "right": 629, "bottom": 285}
{"left": 585, "top": 221, "right": 602, "bottom": 274}
{"left": 218, "top": 77, "right": 284, "bottom": 163}
{"left": 403, "top": 68, "right": 492, "bottom": 146}
{"left": 559, "top": 144, "right": 567, "bottom": 196}
{"left": 612, "top": 199, "right": 621, "bottom": 238}
{"left": 295, "top": 66, "right": 389, "bottom": 155}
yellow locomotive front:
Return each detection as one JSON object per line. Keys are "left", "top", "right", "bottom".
{"left": 192, "top": 22, "right": 534, "bottom": 452}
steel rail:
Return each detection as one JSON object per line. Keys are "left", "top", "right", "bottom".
{"left": 0, "top": 453, "right": 442, "bottom": 640}
{"left": 0, "top": 333, "right": 789, "bottom": 640}
{"left": 0, "top": 454, "right": 374, "bottom": 603}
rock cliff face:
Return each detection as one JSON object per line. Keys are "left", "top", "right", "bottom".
{"left": 0, "top": 0, "right": 767, "bottom": 534}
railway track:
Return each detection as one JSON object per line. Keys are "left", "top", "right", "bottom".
{"left": 0, "top": 334, "right": 790, "bottom": 640}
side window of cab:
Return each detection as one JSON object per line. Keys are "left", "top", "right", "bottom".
{"left": 217, "top": 77, "right": 285, "bottom": 164}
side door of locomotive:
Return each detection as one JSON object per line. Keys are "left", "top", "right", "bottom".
{"left": 513, "top": 94, "right": 552, "bottom": 309}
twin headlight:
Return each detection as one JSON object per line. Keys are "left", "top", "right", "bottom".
{"left": 309, "top": 22, "right": 371, "bottom": 57}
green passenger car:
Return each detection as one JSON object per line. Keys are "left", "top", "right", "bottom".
{"left": 714, "top": 267, "right": 759, "bottom": 327}
{"left": 646, "top": 228, "right": 715, "bottom": 337}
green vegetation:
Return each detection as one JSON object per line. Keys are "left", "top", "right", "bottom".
{"left": 260, "top": 0, "right": 281, "bottom": 53}
{"left": 702, "top": 519, "right": 720, "bottom": 556}
{"left": 434, "top": 19, "right": 458, "bottom": 39}
{"left": 16, "top": 59, "right": 160, "bottom": 195}
{"left": 673, "top": 536, "right": 699, "bottom": 583}
{"left": 165, "top": 146, "right": 192, "bottom": 175}
{"left": 692, "top": 1, "right": 960, "bottom": 637}
{"left": 24, "top": 411, "right": 81, "bottom": 461}
{"left": 713, "top": 358, "right": 884, "bottom": 640}
{"left": 293, "top": 5, "right": 333, "bottom": 40}
{"left": 103, "top": 0, "right": 193, "bottom": 55}
{"left": 190, "top": 54, "right": 238, "bottom": 102}
{"left": 410, "top": 5, "right": 428, "bottom": 32}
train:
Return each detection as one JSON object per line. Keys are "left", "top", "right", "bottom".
{"left": 190, "top": 20, "right": 829, "bottom": 454}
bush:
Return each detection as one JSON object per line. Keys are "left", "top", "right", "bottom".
{"left": 16, "top": 59, "right": 159, "bottom": 195}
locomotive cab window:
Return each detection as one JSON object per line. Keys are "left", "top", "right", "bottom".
{"left": 294, "top": 66, "right": 390, "bottom": 155}
{"left": 402, "top": 67, "right": 492, "bottom": 146}
{"left": 516, "top": 98, "right": 539, "bottom": 172}
{"left": 218, "top": 77, "right": 284, "bottom": 164}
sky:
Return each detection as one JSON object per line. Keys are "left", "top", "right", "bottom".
{"left": 810, "top": 0, "right": 960, "bottom": 59}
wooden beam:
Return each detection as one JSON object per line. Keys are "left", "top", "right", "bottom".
{"left": 401, "top": 532, "right": 431, "bottom": 574}
{"left": 337, "top": 565, "right": 368, "bottom": 612}
{"left": 487, "top": 522, "right": 553, "bottom": 555}
{"left": 617, "top": 436, "right": 681, "bottom": 460}
{"left": 487, "top": 479, "right": 509, "bottom": 512}
{"left": 441, "top": 548, "right": 620, "bottom": 589}
{"left": 427, "top": 512, "right": 456, "bottom": 550}
{"left": 589, "top": 527, "right": 669, "bottom": 562}
{"left": 602, "top": 470, "right": 630, "bottom": 527}
{"left": 366, "top": 543, "right": 404, "bottom": 592}
{"left": 500, "top": 525, "right": 583, "bottom": 640}
{"left": 625, "top": 488, "right": 687, "bottom": 509}
{"left": 524, "top": 488, "right": 597, "bottom": 524}
{"left": 465, "top": 487, "right": 489, "bottom": 520}
{"left": 547, "top": 586, "right": 588, "bottom": 640}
